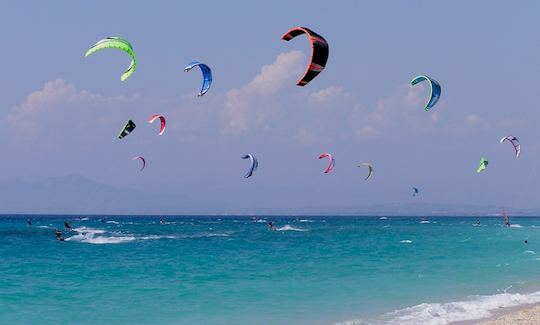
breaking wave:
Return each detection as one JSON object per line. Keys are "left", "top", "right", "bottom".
{"left": 337, "top": 290, "right": 540, "bottom": 325}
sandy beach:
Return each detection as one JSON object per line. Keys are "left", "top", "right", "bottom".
{"left": 477, "top": 304, "right": 540, "bottom": 325}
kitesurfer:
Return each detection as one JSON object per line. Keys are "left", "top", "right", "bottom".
{"left": 55, "top": 229, "right": 64, "bottom": 241}
{"left": 268, "top": 222, "right": 276, "bottom": 231}
{"left": 64, "top": 221, "right": 72, "bottom": 231}
{"left": 27, "top": 218, "right": 32, "bottom": 227}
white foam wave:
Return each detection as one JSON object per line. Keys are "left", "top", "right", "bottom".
{"left": 66, "top": 233, "right": 135, "bottom": 244}
{"left": 180, "top": 232, "right": 231, "bottom": 239}
{"left": 140, "top": 235, "right": 177, "bottom": 240}
{"left": 341, "top": 290, "right": 540, "bottom": 325}
{"left": 523, "top": 250, "right": 536, "bottom": 255}
{"left": 66, "top": 227, "right": 134, "bottom": 244}
{"left": 106, "top": 221, "right": 119, "bottom": 224}
{"left": 299, "top": 219, "right": 314, "bottom": 223}
{"left": 276, "top": 225, "right": 307, "bottom": 232}
{"left": 79, "top": 217, "right": 89, "bottom": 221}
{"left": 420, "top": 220, "right": 430, "bottom": 224}
{"left": 37, "top": 225, "right": 51, "bottom": 229}
{"left": 379, "top": 217, "right": 388, "bottom": 220}
{"left": 253, "top": 219, "right": 267, "bottom": 223}
{"left": 200, "top": 232, "right": 230, "bottom": 237}
{"left": 72, "top": 227, "right": 106, "bottom": 234}
{"left": 510, "top": 224, "right": 523, "bottom": 228}
{"left": 400, "top": 240, "right": 412, "bottom": 244}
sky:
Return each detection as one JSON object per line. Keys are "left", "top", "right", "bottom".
{"left": 1, "top": 1, "right": 540, "bottom": 214}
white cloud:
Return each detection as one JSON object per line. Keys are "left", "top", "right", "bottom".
{"left": 221, "top": 51, "right": 304, "bottom": 134}
{"left": 350, "top": 83, "right": 439, "bottom": 138}
{"left": 465, "top": 113, "right": 490, "bottom": 128}
{"left": 310, "top": 86, "right": 348, "bottom": 103}
{"left": 5, "top": 79, "right": 138, "bottom": 140}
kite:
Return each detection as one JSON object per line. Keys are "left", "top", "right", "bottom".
{"left": 148, "top": 114, "right": 166, "bottom": 135}
{"left": 241, "top": 154, "right": 258, "bottom": 178}
{"left": 85, "top": 37, "right": 136, "bottom": 81}
{"left": 281, "top": 27, "right": 329, "bottom": 86}
{"left": 184, "top": 61, "right": 212, "bottom": 96}
{"left": 500, "top": 135, "right": 520, "bottom": 158}
{"left": 318, "top": 153, "right": 335, "bottom": 174}
{"left": 477, "top": 157, "right": 489, "bottom": 173}
{"left": 132, "top": 156, "right": 146, "bottom": 171}
{"left": 118, "top": 120, "right": 136, "bottom": 139}
{"left": 410, "top": 75, "right": 441, "bottom": 111}
{"left": 413, "top": 187, "right": 419, "bottom": 197}
{"left": 359, "top": 163, "right": 373, "bottom": 180}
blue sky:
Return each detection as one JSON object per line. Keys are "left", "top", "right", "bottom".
{"left": 1, "top": 1, "right": 540, "bottom": 213}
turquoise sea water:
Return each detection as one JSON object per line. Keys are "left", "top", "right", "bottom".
{"left": 1, "top": 215, "right": 540, "bottom": 324}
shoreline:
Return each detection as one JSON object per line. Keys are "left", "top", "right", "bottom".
{"left": 449, "top": 301, "right": 540, "bottom": 325}
{"left": 473, "top": 302, "right": 540, "bottom": 324}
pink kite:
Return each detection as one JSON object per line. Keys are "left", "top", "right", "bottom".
{"left": 318, "top": 153, "right": 335, "bottom": 174}
{"left": 148, "top": 114, "right": 166, "bottom": 135}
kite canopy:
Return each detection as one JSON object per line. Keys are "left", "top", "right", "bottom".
{"left": 241, "top": 154, "right": 258, "bottom": 178}
{"left": 132, "top": 156, "right": 146, "bottom": 171}
{"left": 148, "top": 114, "right": 166, "bottom": 135}
{"left": 411, "top": 75, "right": 441, "bottom": 111}
{"left": 184, "top": 61, "right": 212, "bottom": 96}
{"left": 412, "top": 187, "right": 419, "bottom": 197}
{"left": 477, "top": 157, "right": 489, "bottom": 173}
{"left": 118, "top": 120, "right": 136, "bottom": 139}
{"left": 281, "top": 27, "right": 329, "bottom": 86}
{"left": 359, "top": 163, "right": 373, "bottom": 180}
{"left": 318, "top": 153, "right": 335, "bottom": 174}
{"left": 85, "top": 37, "right": 136, "bottom": 81}
{"left": 500, "top": 135, "right": 520, "bottom": 158}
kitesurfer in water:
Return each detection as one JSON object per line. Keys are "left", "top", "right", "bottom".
{"left": 64, "top": 221, "right": 72, "bottom": 231}
{"left": 27, "top": 218, "right": 32, "bottom": 227}
{"left": 475, "top": 219, "right": 480, "bottom": 226}
{"left": 160, "top": 218, "right": 165, "bottom": 225}
{"left": 268, "top": 222, "right": 276, "bottom": 231}
{"left": 55, "top": 229, "right": 64, "bottom": 241}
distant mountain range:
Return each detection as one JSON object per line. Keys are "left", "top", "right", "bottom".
{"left": 0, "top": 175, "right": 538, "bottom": 216}
{"left": 262, "top": 203, "right": 539, "bottom": 217}
{"left": 0, "top": 175, "right": 183, "bottom": 215}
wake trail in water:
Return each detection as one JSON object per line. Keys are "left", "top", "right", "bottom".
{"left": 276, "top": 225, "right": 307, "bottom": 232}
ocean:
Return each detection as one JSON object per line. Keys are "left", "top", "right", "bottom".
{"left": 1, "top": 215, "right": 540, "bottom": 324}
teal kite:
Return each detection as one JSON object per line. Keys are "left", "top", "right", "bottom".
{"left": 411, "top": 75, "right": 441, "bottom": 111}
